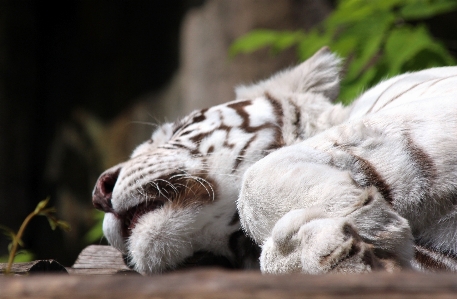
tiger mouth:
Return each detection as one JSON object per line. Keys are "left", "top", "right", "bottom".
{"left": 120, "top": 199, "right": 166, "bottom": 238}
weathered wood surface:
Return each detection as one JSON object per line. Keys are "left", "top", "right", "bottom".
{"left": 2, "top": 269, "right": 457, "bottom": 298}
{"left": 69, "top": 245, "right": 138, "bottom": 275}
{"left": 0, "top": 260, "right": 67, "bottom": 275}
{"left": 2, "top": 245, "right": 457, "bottom": 298}
{"left": 0, "top": 245, "right": 132, "bottom": 276}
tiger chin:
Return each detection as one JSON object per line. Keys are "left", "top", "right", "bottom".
{"left": 93, "top": 47, "right": 457, "bottom": 275}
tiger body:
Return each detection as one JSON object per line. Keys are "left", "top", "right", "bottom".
{"left": 93, "top": 47, "right": 457, "bottom": 275}
{"left": 240, "top": 94, "right": 457, "bottom": 273}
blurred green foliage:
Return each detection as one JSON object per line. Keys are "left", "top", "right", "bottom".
{"left": 0, "top": 250, "right": 34, "bottom": 263}
{"left": 230, "top": 0, "right": 457, "bottom": 104}
{"left": 1, "top": 198, "right": 70, "bottom": 274}
{"left": 84, "top": 210, "right": 105, "bottom": 244}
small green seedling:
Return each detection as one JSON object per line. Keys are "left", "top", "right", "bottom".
{"left": 0, "top": 197, "right": 70, "bottom": 275}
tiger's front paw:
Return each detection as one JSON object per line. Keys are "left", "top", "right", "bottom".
{"left": 260, "top": 209, "right": 384, "bottom": 274}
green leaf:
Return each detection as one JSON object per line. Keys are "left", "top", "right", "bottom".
{"left": 47, "top": 216, "right": 57, "bottom": 230}
{"left": 384, "top": 26, "right": 437, "bottom": 76}
{"left": 271, "top": 31, "right": 305, "bottom": 54}
{"left": 344, "top": 35, "right": 382, "bottom": 81}
{"left": 328, "top": 0, "right": 375, "bottom": 26}
{"left": 0, "top": 225, "right": 15, "bottom": 240}
{"left": 297, "top": 30, "right": 332, "bottom": 61}
{"left": 229, "top": 0, "right": 457, "bottom": 107}
{"left": 400, "top": 0, "right": 457, "bottom": 20}
{"left": 1, "top": 250, "right": 34, "bottom": 263}
{"left": 229, "top": 30, "right": 281, "bottom": 57}
{"left": 402, "top": 47, "right": 455, "bottom": 71}
{"left": 34, "top": 197, "right": 50, "bottom": 213}
{"left": 1, "top": 225, "right": 24, "bottom": 251}
{"left": 331, "top": 35, "right": 358, "bottom": 57}
{"left": 328, "top": 0, "right": 399, "bottom": 27}
{"left": 10, "top": 250, "right": 35, "bottom": 263}
{"left": 56, "top": 220, "right": 71, "bottom": 232}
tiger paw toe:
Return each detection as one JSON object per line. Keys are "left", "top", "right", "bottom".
{"left": 260, "top": 210, "right": 385, "bottom": 274}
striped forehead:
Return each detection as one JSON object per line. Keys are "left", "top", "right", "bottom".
{"left": 207, "top": 104, "right": 243, "bottom": 127}
{"left": 184, "top": 101, "right": 249, "bottom": 131}
{"left": 132, "top": 97, "right": 280, "bottom": 160}
{"left": 242, "top": 97, "right": 277, "bottom": 127}
{"left": 193, "top": 98, "right": 277, "bottom": 129}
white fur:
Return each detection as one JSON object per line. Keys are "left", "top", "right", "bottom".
{"left": 99, "top": 48, "right": 355, "bottom": 275}
{"left": 239, "top": 75, "right": 457, "bottom": 273}
{"left": 98, "top": 47, "right": 457, "bottom": 275}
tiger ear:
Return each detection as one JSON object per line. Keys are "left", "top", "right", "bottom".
{"left": 236, "top": 46, "right": 341, "bottom": 101}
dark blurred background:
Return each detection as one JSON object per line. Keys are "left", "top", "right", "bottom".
{"left": 0, "top": 0, "right": 456, "bottom": 266}
{"left": 0, "top": 0, "right": 189, "bottom": 265}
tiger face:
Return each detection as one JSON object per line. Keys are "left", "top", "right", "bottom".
{"left": 92, "top": 47, "right": 346, "bottom": 274}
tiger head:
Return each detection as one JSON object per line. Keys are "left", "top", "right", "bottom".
{"left": 92, "top": 47, "right": 345, "bottom": 275}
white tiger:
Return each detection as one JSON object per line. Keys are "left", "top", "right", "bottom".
{"left": 92, "top": 47, "right": 457, "bottom": 275}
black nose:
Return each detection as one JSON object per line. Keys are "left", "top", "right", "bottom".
{"left": 92, "top": 167, "right": 121, "bottom": 216}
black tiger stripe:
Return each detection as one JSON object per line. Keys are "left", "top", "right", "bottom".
{"left": 192, "top": 111, "right": 207, "bottom": 123}
{"left": 223, "top": 132, "right": 236, "bottom": 149}
{"left": 422, "top": 74, "right": 457, "bottom": 90}
{"left": 366, "top": 80, "right": 399, "bottom": 114}
{"left": 227, "top": 100, "right": 282, "bottom": 133}
{"left": 183, "top": 100, "right": 281, "bottom": 157}
{"left": 189, "top": 124, "right": 232, "bottom": 145}
{"left": 171, "top": 97, "right": 287, "bottom": 169}
{"left": 367, "top": 74, "right": 457, "bottom": 114}
{"left": 172, "top": 109, "right": 208, "bottom": 135}
{"left": 414, "top": 245, "right": 457, "bottom": 271}
{"left": 331, "top": 139, "right": 394, "bottom": 204}
{"left": 189, "top": 132, "right": 212, "bottom": 155}
{"left": 288, "top": 98, "right": 302, "bottom": 139}
{"left": 373, "top": 82, "right": 426, "bottom": 112}
{"left": 367, "top": 78, "right": 435, "bottom": 114}
{"left": 264, "top": 92, "right": 284, "bottom": 129}
{"left": 233, "top": 134, "right": 257, "bottom": 172}
{"left": 264, "top": 92, "right": 286, "bottom": 150}
{"left": 335, "top": 151, "right": 394, "bottom": 205}
{"left": 169, "top": 142, "right": 194, "bottom": 152}
{"left": 227, "top": 100, "right": 254, "bottom": 132}
{"left": 227, "top": 97, "right": 285, "bottom": 169}
{"left": 404, "top": 132, "right": 437, "bottom": 184}
{"left": 355, "top": 155, "right": 393, "bottom": 204}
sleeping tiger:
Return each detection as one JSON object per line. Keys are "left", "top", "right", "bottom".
{"left": 92, "top": 47, "right": 457, "bottom": 275}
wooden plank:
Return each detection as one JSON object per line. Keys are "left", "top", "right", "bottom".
{"left": 0, "top": 260, "right": 68, "bottom": 275}
{"left": 2, "top": 245, "right": 457, "bottom": 298}
{"left": 1, "top": 245, "right": 134, "bottom": 276}
{"left": 69, "top": 245, "right": 138, "bottom": 275}
{"left": 1, "top": 270, "right": 457, "bottom": 298}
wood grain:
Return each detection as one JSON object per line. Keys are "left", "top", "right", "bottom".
{"left": 1, "top": 269, "right": 457, "bottom": 298}
{"left": 69, "top": 245, "right": 138, "bottom": 275}
{"left": 0, "top": 260, "right": 67, "bottom": 275}
{"left": 2, "top": 245, "right": 457, "bottom": 298}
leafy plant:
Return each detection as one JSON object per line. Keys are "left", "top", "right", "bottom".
{"left": 0, "top": 197, "right": 70, "bottom": 275}
{"left": 230, "top": 0, "right": 457, "bottom": 104}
